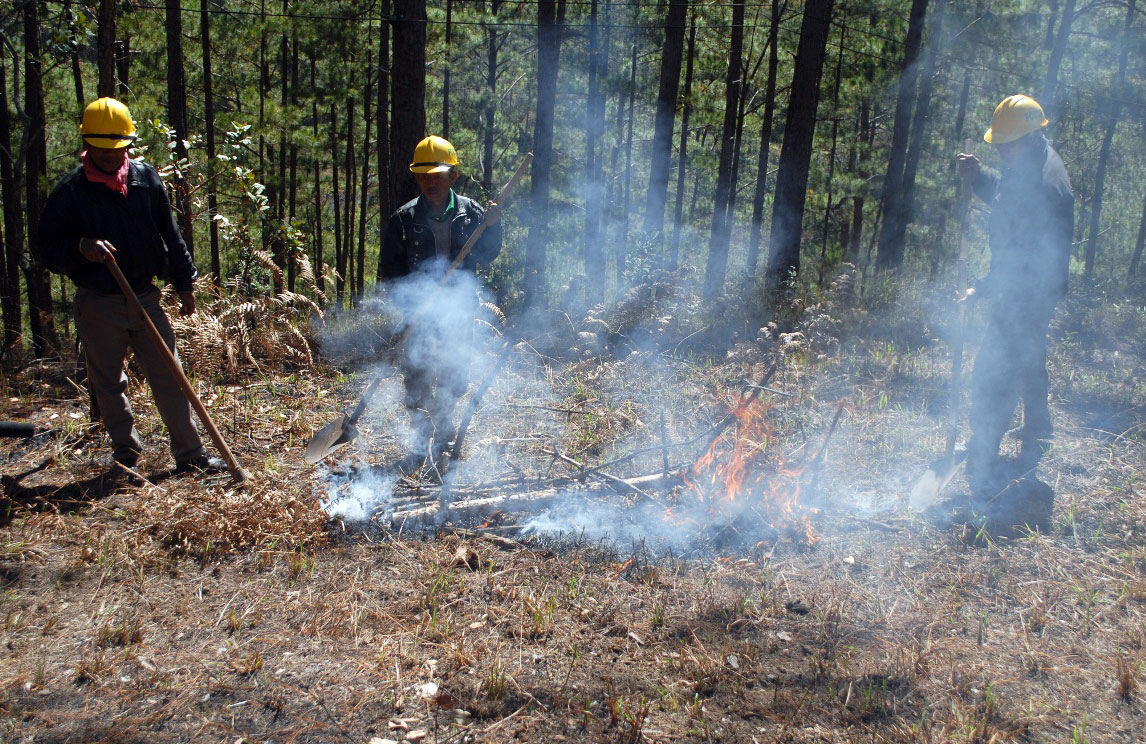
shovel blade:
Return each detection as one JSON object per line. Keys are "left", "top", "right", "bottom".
{"left": 908, "top": 449, "right": 967, "bottom": 511}
{"left": 303, "top": 414, "right": 358, "bottom": 465}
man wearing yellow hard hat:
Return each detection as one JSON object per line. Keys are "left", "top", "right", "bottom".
{"left": 36, "top": 98, "right": 225, "bottom": 479}
{"left": 379, "top": 135, "right": 503, "bottom": 464}
{"left": 956, "top": 94, "right": 1074, "bottom": 526}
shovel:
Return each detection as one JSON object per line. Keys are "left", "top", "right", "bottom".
{"left": 103, "top": 256, "right": 251, "bottom": 485}
{"left": 303, "top": 152, "right": 533, "bottom": 465}
{"left": 909, "top": 140, "right": 975, "bottom": 511}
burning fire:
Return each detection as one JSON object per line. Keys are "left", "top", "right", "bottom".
{"left": 679, "top": 395, "right": 817, "bottom": 545}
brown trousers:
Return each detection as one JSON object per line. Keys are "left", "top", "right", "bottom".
{"left": 74, "top": 286, "right": 204, "bottom": 465}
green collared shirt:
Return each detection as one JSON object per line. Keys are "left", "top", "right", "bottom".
{"left": 424, "top": 189, "right": 456, "bottom": 223}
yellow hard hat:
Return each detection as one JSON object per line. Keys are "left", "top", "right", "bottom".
{"left": 80, "top": 97, "right": 137, "bottom": 149}
{"left": 984, "top": 94, "right": 1048, "bottom": 145}
{"left": 409, "top": 135, "right": 459, "bottom": 174}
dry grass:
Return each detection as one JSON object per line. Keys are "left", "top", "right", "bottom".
{"left": 1, "top": 278, "right": 1145, "bottom": 742}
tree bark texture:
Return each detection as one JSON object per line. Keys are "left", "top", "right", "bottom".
{"left": 23, "top": 0, "right": 55, "bottom": 355}
{"left": 390, "top": 0, "right": 427, "bottom": 213}
{"left": 97, "top": 0, "right": 116, "bottom": 97}
{"left": 201, "top": 0, "right": 220, "bottom": 281}
{"left": 668, "top": 14, "right": 696, "bottom": 272}
{"left": 766, "top": 0, "right": 835, "bottom": 288}
{"left": 1041, "top": 0, "right": 1077, "bottom": 114}
{"left": 524, "top": 0, "right": 563, "bottom": 307}
{"left": 642, "top": 0, "right": 687, "bottom": 241}
{"left": 0, "top": 62, "right": 22, "bottom": 354}
{"left": 166, "top": 0, "right": 195, "bottom": 259}
{"left": 703, "top": 0, "right": 745, "bottom": 298}
{"left": 874, "top": 0, "right": 928, "bottom": 271}
{"left": 376, "top": 1, "right": 392, "bottom": 283}
{"left": 583, "top": 0, "right": 606, "bottom": 302}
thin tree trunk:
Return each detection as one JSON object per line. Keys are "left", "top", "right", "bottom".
{"left": 23, "top": 0, "right": 55, "bottom": 355}
{"left": 902, "top": 0, "right": 945, "bottom": 225}
{"left": 1041, "top": 0, "right": 1077, "bottom": 113}
{"left": 201, "top": 0, "right": 220, "bottom": 282}
{"left": 766, "top": 0, "right": 835, "bottom": 289}
{"left": 1128, "top": 189, "right": 1146, "bottom": 278}
{"left": 166, "top": 0, "right": 195, "bottom": 258}
{"left": 443, "top": 0, "right": 452, "bottom": 139}
{"left": 642, "top": 0, "right": 687, "bottom": 242}
{"left": 390, "top": 0, "right": 427, "bottom": 211}
{"left": 331, "top": 105, "right": 343, "bottom": 305}
{"left": 524, "top": 0, "right": 564, "bottom": 307}
{"left": 274, "top": 0, "right": 289, "bottom": 283}
{"left": 65, "top": 0, "right": 85, "bottom": 110}
{"left": 288, "top": 32, "right": 299, "bottom": 290}
{"left": 358, "top": 59, "right": 373, "bottom": 299}
{"left": 746, "top": 0, "right": 779, "bottom": 277}
{"left": 0, "top": 62, "right": 22, "bottom": 354}
{"left": 874, "top": 0, "right": 928, "bottom": 271}
{"left": 97, "top": 0, "right": 116, "bottom": 97}
{"left": 668, "top": 13, "right": 696, "bottom": 272}
{"left": 311, "top": 56, "right": 325, "bottom": 296}
{"left": 344, "top": 97, "right": 356, "bottom": 295}
{"left": 819, "top": 20, "right": 846, "bottom": 274}
{"left": 376, "top": 1, "right": 392, "bottom": 283}
{"left": 703, "top": 0, "right": 745, "bottom": 298}
{"left": 616, "top": 39, "right": 636, "bottom": 286}
{"left": 1084, "top": 0, "right": 1134, "bottom": 281}
{"left": 115, "top": 36, "right": 130, "bottom": 98}
{"left": 483, "top": 0, "right": 501, "bottom": 194}
{"left": 583, "top": 0, "right": 606, "bottom": 301}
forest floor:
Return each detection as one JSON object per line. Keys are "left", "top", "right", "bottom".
{"left": 2, "top": 277, "right": 1146, "bottom": 744}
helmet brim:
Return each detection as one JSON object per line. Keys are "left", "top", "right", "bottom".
{"left": 409, "top": 163, "right": 455, "bottom": 174}
{"left": 82, "top": 134, "right": 135, "bottom": 149}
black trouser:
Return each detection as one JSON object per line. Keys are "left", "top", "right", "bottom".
{"left": 966, "top": 301, "right": 1054, "bottom": 494}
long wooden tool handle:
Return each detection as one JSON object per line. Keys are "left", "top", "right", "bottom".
{"left": 944, "top": 138, "right": 975, "bottom": 459}
{"left": 104, "top": 258, "right": 251, "bottom": 484}
{"left": 344, "top": 153, "right": 535, "bottom": 429}
{"left": 447, "top": 152, "right": 533, "bottom": 272}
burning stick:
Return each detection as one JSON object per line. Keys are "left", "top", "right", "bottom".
{"left": 543, "top": 447, "right": 656, "bottom": 502}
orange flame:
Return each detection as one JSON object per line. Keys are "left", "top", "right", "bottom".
{"left": 675, "top": 396, "right": 816, "bottom": 545}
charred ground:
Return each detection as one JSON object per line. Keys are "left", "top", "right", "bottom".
{"left": 2, "top": 276, "right": 1146, "bottom": 743}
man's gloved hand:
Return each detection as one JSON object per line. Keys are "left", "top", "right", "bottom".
{"left": 956, "top": 152, "right": 980, "bottom": 182}
{"left": 178, "top": 291, "right": 196, "bottom": 316}
{"left": 79, "top": 237, "right": 116, "bottom": 263}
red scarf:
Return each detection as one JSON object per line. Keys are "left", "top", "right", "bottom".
{"left": 81, "top": 150, "right": 130, "bottom": 196}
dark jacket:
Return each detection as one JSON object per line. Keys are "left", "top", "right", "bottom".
{"left": 37, "top": 160, "right": 197, "bottom": 293}
{"left": 972, "top": 137, "right": 1074, "bottom": 309}
{"left": 379, "top": 192, "right": 501, "bottom": 280}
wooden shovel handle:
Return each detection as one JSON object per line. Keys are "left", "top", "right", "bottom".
{"left": 104, "top": 258, "right": 251, "bottom": 484}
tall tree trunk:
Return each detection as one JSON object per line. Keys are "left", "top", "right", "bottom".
{"left": 1084, "top": 0, "right": 1134, "bottom": 281}
{"left": 0, "top": 62, "right": 22, "bottom": 355}
{"left": 376, "top": 1, "right": 392, "bottom": 284}
{"left": 288, "top": 33, "right": 299, "bottom": 290}
{"left": 311, "top": 56, "right": 325, "bottom": 296}
{"left": 390, "top": 0, "right": 427, "bottom": 212}
{"left": 668, "top": 13, "right": 696, "bottom": 272}
{"left": 845, "top": 99, "right": 872, "bottom": 262}
{"left": 702, "top": 0, "right": 745, "bottom": 298}
{"left": 331, "top": 105, "right": 343, "bottom": 305}
{"left": 524, "top": 0, "right": 564, "bottom": 307}
{"left": 873, "top": 0, "right": 928, "bottom": 271}
{"left": 65, "top": 0, "right": 85, "bottom": 110}
{"left": 23, "top": 0, "right": 55, "bottom": 356}
{"left": 482, "top": 0, "right": 501, "bottom": 195}
{"left": 342, "top": 98, "right": 355, "bottom": 298}
{"left": 442, "top": 0, "right": 453, "bottom": 139}
{"left": 746, "top": 0, "right": 780, "bottom": 277}
{"left": 166, "top": 0, "right": 195, "bottom": 259}
{"left": 819, "top": 21, "right": 846, "bottom": 274}
{"left": 766, "top": 0, "right": 835, "bottom": 289}
{"left": 357, "top": 65, "right": 373, "bottom": 299}
{"left": 115, "top": 36, "right": 131, "bottom": 98}
{"left": 1040, "top": 0, "right": 1077, "bottom": 114}
{"left": 274, "top": 0, "right": 289, "bottom": 282}
{"left": 97, "top": 0, "right": 116, "bottom": 97}
{"left": 1128, "top": 189, "right": 1146, "bottom": 278}
{"left": 616, "top": 38, "right": 636, "bottom": 286}
{"left": 583, "top": 0, "right": 607, "bottom": 302}
{"left": 902, "top": 0, "right": 945, "bottom": 226}
{"left": 642, "top": 0, "right": 687, "bottom": 242}
{"left": 201, "top": 0, "right": 220, "bottom": 282}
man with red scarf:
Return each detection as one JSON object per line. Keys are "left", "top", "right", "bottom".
{"left": 37, "top": 98, "right": 224, "bottom": 477}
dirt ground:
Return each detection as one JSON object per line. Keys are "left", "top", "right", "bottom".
{"left": 2, "top": 285, "right": 1146, "bottom": 743}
